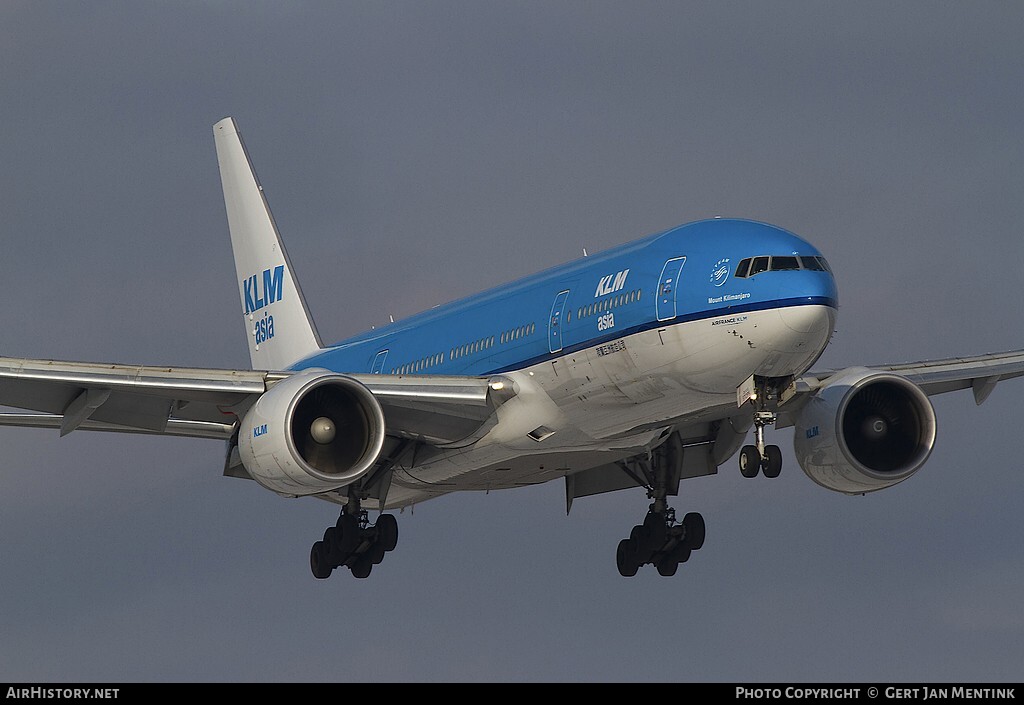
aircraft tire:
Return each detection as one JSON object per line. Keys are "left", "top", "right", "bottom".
{"left": 683, "top": 512, "right": 705, "bottom": 551}
{"left": 762, "top": 445, "right": 783, "bottom": 478}
{"left": 739, "top": 445, "right": 761, "bottom": 477}
{"left": 336, "top": 512, "right": 361, "bottom": 554}
{"left": 670, "top": 542, "right": 692, "bottom": 564}
{"left": 351, "top": 553, "right": 373, "bottom": 579}
{"left": 643, "top": 510, "right": 667, "bottom": 550}
{"left": 616, "top": 538, "right": 640, "bottom": 577}
{"left": 323, "top": 526, "right": 344, "bottom": 565}
{"left": 310, "top": 541, "right": 333, "bottom": 579}
{"left": 656, "top": 556, "right": 679, "bottom": 577}
{"left": 376, "top": 513, "right": 399, "bottom": 552}
{"left": 629, "top": 525, "right": 653, "bottom": 564}
{"left": 368, "top": 542, "right": 386, "bottom": 565}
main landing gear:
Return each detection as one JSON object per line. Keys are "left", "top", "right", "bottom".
{"left": 309, "top": 497, "right": 399, "bottom": 579}
{"left": 616, "top": 506, "right": 705, "bottom": 577}
{"left": 613, "top": 432, "right": 706, "bottom": 577}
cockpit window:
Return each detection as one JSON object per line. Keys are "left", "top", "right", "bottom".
{"left": 799, "top": 255, "right": 825, "bottom": 271}
{"left": 733, "top": 254, "right": 832, "bottom": 278}
{"left": 750, "top": 256, "right": 770, "bottom": 276}
{"left": 770, "top": 256, "right": 800, "bottom": 271}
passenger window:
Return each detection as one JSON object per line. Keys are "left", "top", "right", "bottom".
{"left": 750, "top": 256, "right": 770, "bottom": 276}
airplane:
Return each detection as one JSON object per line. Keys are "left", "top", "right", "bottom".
{"left": 3, "top": 117, "right": 1023, "bottom": 580}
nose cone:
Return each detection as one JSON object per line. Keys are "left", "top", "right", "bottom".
{"left": 777, "top": 268, "right": 837, "bottom": 356}
{"left": 781, "top": 302, "right": 837, "bottom": 335}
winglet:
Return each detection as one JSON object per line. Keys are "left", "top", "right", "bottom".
{"left": 213, "top": 117, "right": 323, "bottom": 370}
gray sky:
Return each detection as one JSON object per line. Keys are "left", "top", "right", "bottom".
{"left": 1, "top": 1, "right": 1023, "bottom": 683}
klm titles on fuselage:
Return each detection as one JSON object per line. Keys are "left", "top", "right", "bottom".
{"left": 243, "top": 265, "right": 284, "bottom": 345}
{"left": 595, "top": 269, "right": 629, "bottom": 297}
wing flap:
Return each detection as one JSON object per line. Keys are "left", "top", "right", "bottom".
{"left": 0, "top": 413, "right": 236, "bottom": 440}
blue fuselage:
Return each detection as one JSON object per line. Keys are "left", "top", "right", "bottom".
{"left": 293, "top": 218, "right": 838, "bottom": 380}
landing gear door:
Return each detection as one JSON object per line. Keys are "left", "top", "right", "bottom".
{"left": 548, "top": 289, "right": 571, "bottom": 354}
{"left": 656, "top": 256, "right": 686, "bottom": 322}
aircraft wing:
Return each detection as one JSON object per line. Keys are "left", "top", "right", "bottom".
{"left": 0, "top": 356, "right": 504, "bottom": 445}
{"left": 774, "top": 349, "right": 1024, "bottom": 429}
{"left": 844, "top": 349, "right": 1024, "bottom": 402}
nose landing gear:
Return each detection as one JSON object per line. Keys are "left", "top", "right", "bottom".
{"left": 738, "top": 375, "right": 792, "bottom": 479}
{"left": 739, "top": 411, "right": 782, "bottom": 478}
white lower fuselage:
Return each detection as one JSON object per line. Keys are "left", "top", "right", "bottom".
{"left": 382, "top": 303, "right": 837, "bottom": 508}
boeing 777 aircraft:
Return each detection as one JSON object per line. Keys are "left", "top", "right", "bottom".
{"left": 3, "top": 117, "right": 1022, "bottom": 579}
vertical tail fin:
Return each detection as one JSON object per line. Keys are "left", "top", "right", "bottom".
{"left": 213, "top": 117, "right": 323, "bottom": 370}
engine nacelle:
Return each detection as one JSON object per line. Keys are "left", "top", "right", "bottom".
{"left": 793, "top": 368, "right": 937, "bottom": 494}
{"left": 238, "top": 368, "right": 387, "bottom": 496}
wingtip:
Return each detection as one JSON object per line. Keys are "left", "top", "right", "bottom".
{"left": 213, "top": 116, "right": 237, "bottom": 133}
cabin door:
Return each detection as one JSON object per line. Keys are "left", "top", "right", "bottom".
{"left": 371, "top": 349, "right": 388, "bottom": 374}
{"left": 548, "top": 289, "right": 571, "bottom": 353}
{"left": 656, "top": 257, "right": 687, "bottom": 321}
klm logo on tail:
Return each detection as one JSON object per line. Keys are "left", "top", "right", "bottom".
{"left": 244, "top": 265, "right": 285, "bottom": 347}
{"left": 243, "top": 265, "right": 285, "bottom": 315}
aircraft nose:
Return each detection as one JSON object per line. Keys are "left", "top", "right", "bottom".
{"left": 780, "top": 303, "right": 835, "bottom": 335}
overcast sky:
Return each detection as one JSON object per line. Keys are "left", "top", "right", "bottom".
{"left": 1, "top": 1, "right": 1023, "bottom": 683}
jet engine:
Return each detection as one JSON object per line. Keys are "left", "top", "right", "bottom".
{"left": 793, "top": 368, "right": 937, "bottom": 494}
{"left": 238, "top": 368, "right": 387, "bottom": 496}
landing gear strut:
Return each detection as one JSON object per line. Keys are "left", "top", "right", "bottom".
{"left": 738, "top": 376, "right": 788, "bottom": 478}
{"left": 310, "top": 496, "right": 399, "bottom": 579}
